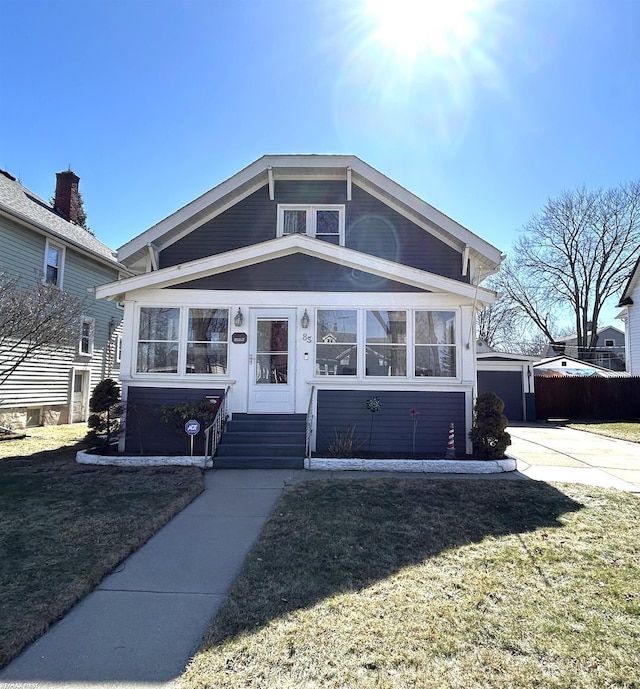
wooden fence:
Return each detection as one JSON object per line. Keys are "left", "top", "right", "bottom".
{"left": 535, "top": 376, "right": 640, "bottom": 420}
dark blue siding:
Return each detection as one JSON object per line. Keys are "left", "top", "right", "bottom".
{"left": 125, "top": 386, "right": 225, "bottom": 454}
{"left": 316, "top": 389, "right": 466, "bottom": 456}
{"left": 173, "top": 254, "right": 427, "bottom": 292}
{"left": 159, "top": 180, "right": 467, "bottom": 282}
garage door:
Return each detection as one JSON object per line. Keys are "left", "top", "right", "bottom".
{"left": 477, "top": 370, "right": 523, "bottom": 422}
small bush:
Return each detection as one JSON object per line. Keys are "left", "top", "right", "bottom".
{"left": 469, "top": 391, "right": 511, "bottom": 459}
{"left": 160, "top": 400, "right": 221, "bottom": 431}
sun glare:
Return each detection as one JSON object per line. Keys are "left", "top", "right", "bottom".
{"left": 364, "top": 0, "right": 484, "bottom": 61}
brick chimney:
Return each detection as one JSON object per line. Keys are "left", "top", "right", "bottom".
{"left": 54, "top": 170, "right": 80, "bottom": 223}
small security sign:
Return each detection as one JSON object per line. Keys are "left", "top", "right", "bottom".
{"left": 185, "top": 420, "right": 200, "bottom": 436}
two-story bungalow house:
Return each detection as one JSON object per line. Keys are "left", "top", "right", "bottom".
{"left": 0, "top": 169, "right": 125, "bottom": 429}
{"left": 95, "top": 155, "right": 503, "bottom": 464}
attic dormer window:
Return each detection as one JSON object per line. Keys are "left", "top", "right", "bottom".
{"left": 277, "top": 205, "right": 344, "bottom": 245}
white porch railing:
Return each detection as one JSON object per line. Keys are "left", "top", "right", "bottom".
{"left": 204, "top": 385, "right": 231, "bottom": 463}
{"left": 305, "top": 385, "right": 315, "bottom": 459}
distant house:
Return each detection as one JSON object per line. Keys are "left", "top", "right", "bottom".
{"left": 95, "top": 155, "right": 503, "bottom": 462}
{"left": 546, "top": 325, "right": 626, "bottom": 371}
{"left": 618, "top": 256, "right": 640, "bottom": 375}
{"left": 0, "top": 169, "right": 126, "bottom": 428}
{"left": 534, "top": 355, "right": 629, "bottom": 378}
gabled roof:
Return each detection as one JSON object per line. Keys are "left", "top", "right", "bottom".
{"left": 96, "top": 233, "right": 498, "bottom": 304}
{"left": 0, "top": 169, "right": 123, "bottom": 269}
{"left": 551, "top": 325, "right": 625, "bottom": 345}
{"left": 533, "top": 355, "right": 630, "bottom": 377}
{"left": 116, "top": 155, "right": 503, "bottom": 273}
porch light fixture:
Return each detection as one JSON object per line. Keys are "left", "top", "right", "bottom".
{"left": 301, "top": 309, "right": 310, "bottom": 329}
{"left": 234, "top": 308, "right": 243, "bottom": 327}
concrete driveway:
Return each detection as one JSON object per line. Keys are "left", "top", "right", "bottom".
{"left": 508, "top": 423, "right": 640, "bottom": 493}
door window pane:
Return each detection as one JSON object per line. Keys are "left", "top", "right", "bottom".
{"left": 415, "top": 311, "right": 456, "bottom": 377}
{"left": 187, "top": 308, "right": 229, "bottom": 374}
{"left": 256, "top": 319, "right": 288, "bottom": 384}
{"left": 315, "top": 309, "right": 357, "bottom": 376}
{"left": 366, "top": 310, "right": 406, "bottom": 376}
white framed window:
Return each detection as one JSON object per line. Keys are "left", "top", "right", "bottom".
{"left": 366, "top": 310, "right": 407, "bottom": 377}
{"left": 135, "top": 306, "right": 230, "bottom": 375}
{"left": 313, "top": 308, "right": 459, "bottom": 380}
{"left": 277, "top": 205, "right": 344, "bottom": 245}
{"left": 186, "top": 308, "right": 229, "bottom": 374}
{"left": 44, "top": 239, "right": 65, "bottom": 287}
{"left": 315, "top": 309, "right": 358, "bottom": 376}
{"left": 604, "top": 339, "right": 615, "bottom": 347}
{"left": 414, "top": 311, "right": 456, "bottom": 377}
{"left": 79, "top": 317, "right": 95, "bottom": 356}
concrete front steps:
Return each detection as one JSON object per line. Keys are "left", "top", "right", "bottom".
{"left": 214, "top": 413, "right": 306, "bottom": 469}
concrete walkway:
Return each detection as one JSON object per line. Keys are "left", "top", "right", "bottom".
{"left": 1, "top": 425, "right": 638, "bottom": 688}
{"left": 509, "top": 422, "right": 640, "bottom": 493}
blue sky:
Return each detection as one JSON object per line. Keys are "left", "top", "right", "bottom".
{"left": 1, "top": 0, "right": 638, "bottom": 274}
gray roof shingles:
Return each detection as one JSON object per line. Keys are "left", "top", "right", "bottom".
{"left": 0, "top": 170, "right": 119, "bottom": 266}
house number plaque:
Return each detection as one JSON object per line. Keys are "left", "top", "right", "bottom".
{"left": 232, "top": 332, "right": 247, "bottom": 344}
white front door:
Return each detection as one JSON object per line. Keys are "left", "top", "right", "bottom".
{"left": 248, "top": 309, "right": 296, "bottom": 413}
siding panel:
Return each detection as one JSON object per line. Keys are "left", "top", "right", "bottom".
{"left": 125, "top": 386, "right": 225, "bottom": 454}
{"left": 316, "top": 389, "right": 466, "bottom": 455}
{"left": 174, "top": 254, "right": 426, "bottom": 292}
{"left": 158, "top": 181, "right": 467, "bottom": 282}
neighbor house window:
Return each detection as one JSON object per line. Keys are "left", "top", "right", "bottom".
{"left": 315, "top": 309, "right": 358, "bottom": 376}
{"left": 277, "top": 205, "right": 344, "bottom": 245}
{"left": 366, "top": 310, "right": 406, "bottom": 376}
{"left": 79, "top": 317, "right": 95, "bottom": 356}
{"left": 137, "top": 307, "right": 180, "bottom": 373}
{"left": 186, "top": 308, "right": 229, "bottom": 374}
{"left": 415, "top": 311, "right": 456, "bottom": 377}
{"left": 44, "top": 240, "right": 65, "bottom": 287}
{"left": 605, "top": 339, "right": 615, "bottom": 347}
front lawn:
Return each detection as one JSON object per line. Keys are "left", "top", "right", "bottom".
{"left": 179, "top": 479, "right": 640, "bottom": 689}
{"left": 0, "top": 424, "right": 203, "bottom": 668}
{"left": 566, "top": 421, "right": 640, "bottom": 443}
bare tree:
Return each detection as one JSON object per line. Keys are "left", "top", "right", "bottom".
{"left": 0, "top": 271, "right": 86, "bottom": 387}
{"left": 495, "top": 180, "right": 640, "bottom": 358}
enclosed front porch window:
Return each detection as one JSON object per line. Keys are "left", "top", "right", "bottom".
{"left": 366, "top": 310, "right": 407, "bottom": 376}
{"left": 187, "top": 308, "right": 229, "bottom": 374}
{"left": 137, "top": 307, "right": 180, "bottom": 373}
{"left": 315, "top": 309, "right": 358, "bottom": 376}
{"left": 415, "top": 311, "right": 456, "bottom": 377}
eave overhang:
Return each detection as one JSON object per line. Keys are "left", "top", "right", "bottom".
{"left": 98, "top": 234, "right": 497, "bottom": 306}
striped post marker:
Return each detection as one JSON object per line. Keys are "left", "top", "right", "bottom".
{"left": 446, "top": 422, "right": 456, "bottom": 459}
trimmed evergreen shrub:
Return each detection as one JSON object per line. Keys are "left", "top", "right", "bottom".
{"left": 86, "top": 378, "right": 122, "bottom": 453}
{"left": 469, "top": 391, "right": 511, "bottom": 459}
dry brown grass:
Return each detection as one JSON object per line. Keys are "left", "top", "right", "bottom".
{"left": 0, "top": 423, "right": 203, "bottom": 668}
{"left": 566, "top": 421, "right": 640, "bottom": 443}
{"left": 180, "top": 479, "right": 640, "bottom": 689}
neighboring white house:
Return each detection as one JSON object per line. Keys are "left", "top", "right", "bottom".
{"left": 618, "top": 255, "right": 640, "bottom": 375}
{"left": 95, "top": 155, "right": 504, "bottom": 462}
{"left": 0, "top": 169, "right": 127, "bottom": 428}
